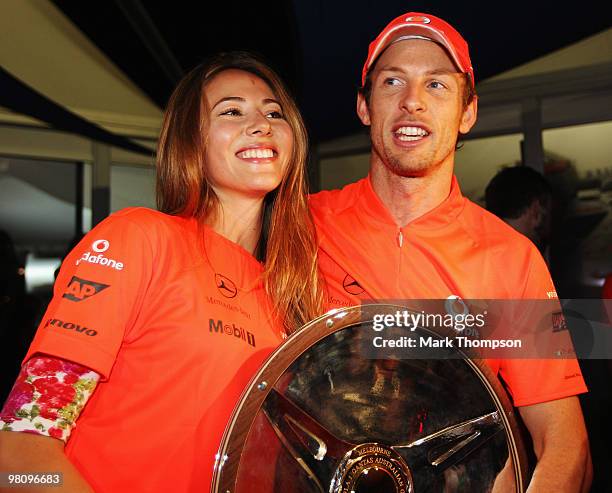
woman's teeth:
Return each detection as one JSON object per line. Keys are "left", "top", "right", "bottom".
{"left": 237, "top": 148, "right": 274, "bottom": 159}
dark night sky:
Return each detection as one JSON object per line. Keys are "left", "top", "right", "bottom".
{"left": 41, "top": 0, "right": 612, "bottom": 142}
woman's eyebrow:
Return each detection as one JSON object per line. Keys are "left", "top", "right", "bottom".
{"left": 211, "top": 96, "right": 245, "bottom": 110}
{"left": 262, "top": 98, "right": 281, "bottom": 106}
{"left": 211, "top": 96, "right": 281, "bottom": 109}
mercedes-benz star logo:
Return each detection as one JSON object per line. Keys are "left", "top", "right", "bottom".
{"left": 343, "top": 274, "right": 365, "bottom": 295}
{"left": 215, "top": 273, "right": 238, "bottom": 298}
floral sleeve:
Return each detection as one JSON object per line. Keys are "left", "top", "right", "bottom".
{"left": 0, "top": 356, "right": 100, "bottom": 442}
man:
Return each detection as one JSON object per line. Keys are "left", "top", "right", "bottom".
{"left": 310, "top": 12, "right": 591, "bottom": 491}
{"left": 485, "top": 165, "right": 553, "bottom": 254}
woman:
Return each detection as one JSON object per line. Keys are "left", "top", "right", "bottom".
{"left": 0, "top": 52, "right": 323, "bottom": 492}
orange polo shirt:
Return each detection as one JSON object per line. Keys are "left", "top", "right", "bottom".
{"left": 25, "top": 208, "right": 283, "bottom": 492}
{"left": 310, "top": 176, "right": 587, "bottom": 407}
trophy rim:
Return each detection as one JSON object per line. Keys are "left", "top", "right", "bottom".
{"left": 211, "top": 304, "right": 529, "bottom": 493}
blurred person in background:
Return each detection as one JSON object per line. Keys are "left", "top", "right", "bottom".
{"left": 485, "top": 165, "right": 553, "bottom": 255}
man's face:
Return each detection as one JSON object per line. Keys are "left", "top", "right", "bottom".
{"left": 532, "top": 197, "right": 552, "bottom": 250}
{"left": 357, "top": 39, "right": 477, "bottom": 177}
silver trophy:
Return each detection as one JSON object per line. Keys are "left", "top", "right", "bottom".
{"left": 212, "top": 305, "right": 528, "bottom": 492}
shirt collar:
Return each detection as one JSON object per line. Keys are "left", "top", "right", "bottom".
{"left": 358, "top": 174, "right": 466, "bottom": 230}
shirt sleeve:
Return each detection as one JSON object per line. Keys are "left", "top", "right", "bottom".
{"left": 24, "top": 209, "right": 155, "bottom": 380}
{"left": 0, "top": 356, "right": 100, "bottom": 442}
{"left": 499, "top": 245, "right": 587, "bottom": 407}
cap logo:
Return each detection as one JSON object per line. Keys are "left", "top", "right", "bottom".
{"left": 405, "top": 16, "right": 430, "bottom": 24}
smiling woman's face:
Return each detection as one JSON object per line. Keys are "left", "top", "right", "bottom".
{"left": 202, "top": 69, "right": 293, "bottom": 202}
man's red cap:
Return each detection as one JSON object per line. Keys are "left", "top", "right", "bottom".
{"left": 361, "top": 12, "right": 474, "bottom": 89}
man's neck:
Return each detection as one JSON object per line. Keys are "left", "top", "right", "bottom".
{"left": 370, "top": 162, "right": 454, "bottom": 227}
{"left": 208, "top": 193, "right": 264, "bottom": 255}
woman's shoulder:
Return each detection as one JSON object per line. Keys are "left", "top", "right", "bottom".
{"left": 87, "top": 208, "right": 197, "bottom": 258}
{"left": 103, "top": 207, "right": 192, "bottom": 236}
{"left": 78, "top": 208, "right": 200, "bottom": 274}
{"left": 111, "top": 207, "right": 179, "bottom": 225}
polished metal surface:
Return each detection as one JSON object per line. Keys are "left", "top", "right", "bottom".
{"left": 212, "top": 305, "right": 526, "bottom": 493}
{"left": 330, "top": 443, "right": 413, "bottom": 493}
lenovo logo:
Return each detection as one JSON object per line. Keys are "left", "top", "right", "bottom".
{"left": 45, "top": 318, "right": 98, "bottom": 337}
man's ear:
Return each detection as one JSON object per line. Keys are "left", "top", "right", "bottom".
{"left": 526, "top": 200, "right": 542, "bottom": 229}
{"left": 356, "top": 92, "right": 371, "bottom": 126}
{"left": 459, "top": 96, "right": 478, "bottom": 134}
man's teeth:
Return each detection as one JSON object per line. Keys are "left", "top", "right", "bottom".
{"left": 395, "top": 126, "right": 429, "bottom": 141}
{"left": 237, "top": 148, "right": 274, "bottom": 159}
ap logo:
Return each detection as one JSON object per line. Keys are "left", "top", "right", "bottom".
{"left": 63, "top": 276, "right": 110, "bottom": 302}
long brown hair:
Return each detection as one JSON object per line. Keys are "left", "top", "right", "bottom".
{"left": 156, "top": 51, "right": 323, "bottom": 334}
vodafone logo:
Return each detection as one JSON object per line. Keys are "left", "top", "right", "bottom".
{"left": 76, "top": 238, "right": 125, "bottom": 271}
{"left": 92, "top": 239, "right": 109, "bottom": 252}
{"left": 406, "top": 16, "right": 431, "bottom": 24}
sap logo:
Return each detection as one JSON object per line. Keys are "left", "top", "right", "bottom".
{"left": 209, "top": 318, "right": 256, "bottom": 347}
{"left": 552, "top": 311, "right": 568, "bottom": 332}
{"left": 45, "top": 318, "right": 98, "bottom": 337}
{"left": 63, "top": 276, "right": 109, "bottom": 302}
{"left": 76, "top": 239, "right": 124, "bottom": 271}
